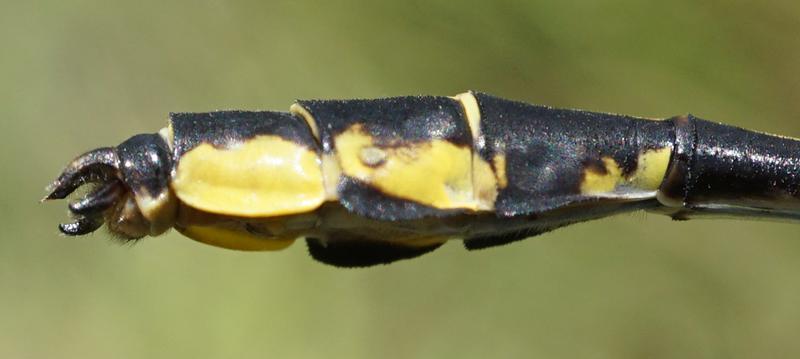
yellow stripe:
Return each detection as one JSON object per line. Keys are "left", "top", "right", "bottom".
{"left": 290, "top": 103, "right": 321, "bottom": 141}
{"left": 452, "top": 92, "right": 482, "bottom": 141}
{"left": 454, "top": 92, "right": 499, "bottom": 210}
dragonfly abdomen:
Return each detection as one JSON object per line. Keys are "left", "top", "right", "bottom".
{"left": 44, "top": 91, "right": 800, "bottom": 267}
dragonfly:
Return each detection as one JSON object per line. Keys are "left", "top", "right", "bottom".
{"left": 43, "top": 92, "right": 800, "bottom": 267}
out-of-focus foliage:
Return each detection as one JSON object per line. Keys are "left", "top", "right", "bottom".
{"left": 2, "top": 1, "right": 799, "bottom": 358}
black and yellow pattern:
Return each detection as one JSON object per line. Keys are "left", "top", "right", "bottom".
{"left": 44, "top": 92, "right": 800, "bottom": 267}
{"left": 295, "top": 96, "right": 476, "bottom": 219}
{"left": 170, "top": 111, "right": 325, "bottom": 218}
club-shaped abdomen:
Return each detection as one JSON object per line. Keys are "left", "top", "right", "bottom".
{"left": 657, "top": 115, "right": 800, "bottom": 219}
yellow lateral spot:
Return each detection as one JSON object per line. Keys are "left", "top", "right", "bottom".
{"left": 492, "top": 153, "right": 508, "bottom": 189}
{"left": 178, "top": 225, "right": 296, "bottom": 251}
{"left": 580, "top": 157, "right": 624, "bottom": 194}
{"left": 289, "top": 103, "right": 320, "bottom": 141}
{"left": 334, "top": 124, "right": 476, "bottom": 210}
{"left": 630, "top": 147, "right": 672, "bottom": 190}
{"left": 172, "top": 136, "right": 325, "bottom": 217}
{"left": 472, "top": 154, "right": 498, "bottom": 210}
{"left": 452, "top": 92, "right": 482, "bottom": 141}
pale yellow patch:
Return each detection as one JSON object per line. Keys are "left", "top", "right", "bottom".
{"left": 135, "top": 190, "right": 177, "bottom": 235}
{"left": 492, "top": 154, "right": 508, "bottom": 189}
{"left": 334, "top": 124, "right": 476, "bottom": 210}
{"left": 158, "top": 124, "right": 175, "bottom": 151}
{"left": 136, "top": 190, "right": 172, "bottom": 220}
{"left": 629, "top": 147, "right": 672, "bottom": 190}
{"left": 178, "top": 225, "right": 296, "bottom": 251}
{"left": 580, "top": 157, "right": 624, "bottom": 194}
{"left": 454, "top": 92, "right": 497, "bottom": 210}
{"left": 452, "top": 92, "right": 481, "bottom": 141}
{"left": 290, "top": 103, "right": 340, "bottom": 200}
{"left": 289, "top": 103, "right": 320, "bottom": 141}
{"left": 172, "top": 136, "right": 325, "bottom": 217}
{"left": 321, "top": 153, "right": 342, "bottom": 200}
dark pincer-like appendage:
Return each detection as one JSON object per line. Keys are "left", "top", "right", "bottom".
{"left": 43, "top": 147, "right": 125, "bottom": 235}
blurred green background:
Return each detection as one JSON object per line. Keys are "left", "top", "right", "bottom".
{"left": 2, "top": 0, "right": 800, "bottom": 358}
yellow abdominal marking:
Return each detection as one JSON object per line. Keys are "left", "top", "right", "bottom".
{"left": 158, "top": 125, "right": 175, "bottom": 151}
{"left": 172, "top": 135, "right": 325, "bottom": 217}
{"left": 453, "top": 92, "right": 498, "bottom": 209}
{"left": 629, "top": 147, "right": 672, "bottom": 190}
{"left": 580, "top": 147, "right": 672, "bottom": 195}
{"left": 135, "top": 189, "right": 177, "bottom": 235}
{"left": 178, "top": 225, "right": 296, "bottom": 251}
{"left": 452, "top": 92, "right": 482, "bottom": 141}
{"left": 492, "top": 154, "right": 508, "bottom": 189}
{"left": 580, "top": 157, "right": 624, "bottom": 194}
{"left": 289, "top": 103, "right": 320, "bottom": 141}
{"left": 334, "top": 124, "right": 477, "bottom": 210}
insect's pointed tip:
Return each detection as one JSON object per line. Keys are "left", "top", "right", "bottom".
{"left": 42, "top": 181, "right": 68, "bottom": 202}
{"left": 40, "top": 189, "right": 55, "bottom": 203}
{"left": 42, "top": 177, "right": 79, "bottom": 203}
